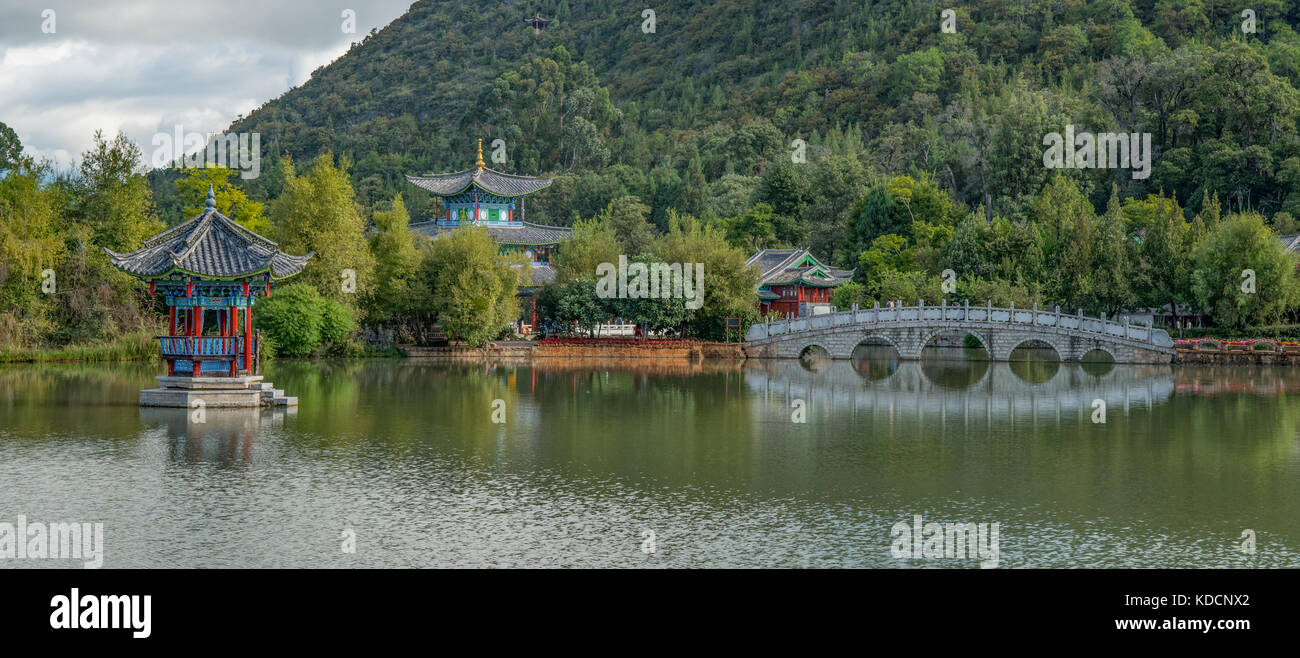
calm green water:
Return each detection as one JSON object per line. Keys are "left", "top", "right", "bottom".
{"left": 1, "top": 350, "right": 1297, "bottom": 568}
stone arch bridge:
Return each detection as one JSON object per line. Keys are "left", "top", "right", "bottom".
{"left": 744, "top": 301, "right": 1176, "bottom": 364}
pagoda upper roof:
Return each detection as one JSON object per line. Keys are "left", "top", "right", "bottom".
{"left": 747, "top": 248, "right": 855, "bottom": 288}
{"left": 105, "top": 187, "right": 312, "bottom": 280}
{"left": 405, "top": 167, "right": 553, "bottom": 198}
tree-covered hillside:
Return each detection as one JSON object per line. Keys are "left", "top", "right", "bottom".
{"left": 186, "top": 0, "right": 1300, "bottom": 253}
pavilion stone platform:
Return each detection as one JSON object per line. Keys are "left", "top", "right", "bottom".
{"left": 139, "top": 375, "right": 297, "bottom": 408}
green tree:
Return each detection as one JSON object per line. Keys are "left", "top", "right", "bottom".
{"left": 1093, "top": 190, "right": 1137, "bottom": 316}
{"left": 176, "top": 166, "right": 269, "bottom": 233}
{"left": 552, "top": 216, "right": 621, "bottom": 283}
{"left": 652, "top": 211, "right": 758, "bottom": 339}
{"left": 0, "top": 156, "right": 63, "bottom": 346}
{"left": 270, "top": 154, "right": 375, "bottom": 306}
{"left": 0, "top": 121, "right": 21, "bottom": 173}
{"left": 857, "top": 233, "right": 915, "bottom": 297}
{"left": 599, "top": 195, "right": 655, "bottom": 255}
{"left": 366, "top": 193, "right": 423, "bottom": 319}
{"left": 418, "top": 226, "right": 519, "bottom": 346}
{"left": 1129, "top": 193, "right": 1191, "bottom": 324}
{"left": 831, "top": 281, "right": 867, "bottom": 310}
{"left": 539, "top": 275, "right": 607, "bottom": 336}
{"left": 77, "top": 130, "right": 163, "bottom": 253}
{"left": 256, "top": 282, "right": 356, "bottom": 356}
{"left": 1191, "top": 212, "right": 1300, "bottom": 329}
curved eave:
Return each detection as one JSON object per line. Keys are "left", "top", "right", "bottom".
{"left": 104, "top": 247, "right": 314, "bottom": 281}
{"left": 406, "top": 169, "right": 554, "bottom": 197}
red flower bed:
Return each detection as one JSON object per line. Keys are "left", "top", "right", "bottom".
{"left": 1174, "top": 338, "right": 1300, "bottom": 347}
{"left": 536, "top": 337, "right": 692, "bottom": 346}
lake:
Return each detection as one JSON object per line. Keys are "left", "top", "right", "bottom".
{"left": 1, "top": 350, "right": 1297, "bottom": 568}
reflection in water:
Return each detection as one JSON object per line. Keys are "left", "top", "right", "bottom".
{"left": 2, "top": 359, "right": 1299, "bottom": 568}
{"left": 799, "top": 345, "right": 832, "bottom": 372}
{"left": 850, "top": 344, "right": 900, "bottom": 380}
{"left": 920, "top": 348, "right": 990, "bottom": 388}
{"left": 1080, "top": 349, "right": 1116, "bottom": 377}
{"left": 1008, "top": 346, "right": 1061, "bottom": 383}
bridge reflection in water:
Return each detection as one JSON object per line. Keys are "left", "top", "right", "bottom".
{"left": 753, "top": 346, "right": 1174, "bottom": 428}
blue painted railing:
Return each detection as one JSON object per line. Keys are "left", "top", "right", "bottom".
{"left": 158, "top": 336, "right": 242, "bottom": 357}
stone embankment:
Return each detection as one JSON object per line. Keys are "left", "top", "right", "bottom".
{"left": 1173, "top": 339, "right": 1300, "bottom": 365}
{"left": 399, "top": 340, "right": 747, "bottom": 360}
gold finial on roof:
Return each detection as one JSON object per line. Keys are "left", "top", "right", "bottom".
{"left": 476, "top": 138, "right": 485, "bottom": 170}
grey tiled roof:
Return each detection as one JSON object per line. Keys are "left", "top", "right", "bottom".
{"left": 405, "top": 167, "right": 553, "bottom": 197}
{"left": 529, "top": 264, "right": 557, "bottom": 285}
{"left": 105, "top": 208, "right": 313, "bottom": 279}
{"left": 1281, "top": 234, "right": 1300, "bottom": 253}
{"left": 746, "top": 248, "right": 854, "bottom": 287}
{"left": 409, "top": 220, "right": 572, "bottom": 245}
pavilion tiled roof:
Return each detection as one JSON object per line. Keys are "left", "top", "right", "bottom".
{"left": 529, "top": 264, "right": 557, "bottom": 285}
{"left": 405, "top": 167, "right": 553, "bottom": 197}
{"left": 1280, "top": 234, "right": 1300, "bottom": 253}
{"left": 746, "top": 248, "right": 854, "bottom": 288}
{"left": 105, "top": 187, "right": 312, "bottom": 280}
{"left": 409, "top": 219, "right": 572, "bottom": 245}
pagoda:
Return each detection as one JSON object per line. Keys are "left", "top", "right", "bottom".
{"left": 406, "top": 140, "right": 571, "bottom": 330}
{"left": 106, "top": 185, "right": 312, "bottom": 407}
{"left": 747, "top": 248, "right": 855, "bottom": 318}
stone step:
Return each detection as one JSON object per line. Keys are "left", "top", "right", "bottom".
{"left": 156, "top": 375, "right": 263, "bottom": 390}
{"left": 273, "top": 396, "right": 297, "bottom": 406}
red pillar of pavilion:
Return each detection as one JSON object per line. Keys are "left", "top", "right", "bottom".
{"left": 243, "top": 301, "right": 252, "bottom": 374}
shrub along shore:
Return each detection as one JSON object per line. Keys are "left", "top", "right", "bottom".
{"left": 0, "top": 330, "right": 158, "bottom": 364}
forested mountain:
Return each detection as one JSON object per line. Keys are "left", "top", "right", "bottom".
{"left": 147, "top": 0, "right": 1300, "bottom": 264}
{"left": 10, "top": 0, "right": 1300, "bottom": 355}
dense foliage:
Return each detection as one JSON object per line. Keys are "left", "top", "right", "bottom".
{"left": 10, "top": 0, "right": 1300, "bottom": 357}
{"left": 256, "top": 282, "right": 355, "bottom": 356}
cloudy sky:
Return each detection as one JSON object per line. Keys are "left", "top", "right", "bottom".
{"left": 0, "top": 0, "right": 412, "bottom": 170}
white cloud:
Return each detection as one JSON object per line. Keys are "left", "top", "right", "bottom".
{"left": 0, "top": 0, "right": 411, "bottom": 170}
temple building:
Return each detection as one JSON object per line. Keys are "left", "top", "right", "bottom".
{"left": 106, "top": 185, "right": 310, "bottom": 407}
{"left": 406, "top": 140, "right": 571, "bottom": 329}
{"left": 747, "top": 248, "right": 855, "bottom": 318}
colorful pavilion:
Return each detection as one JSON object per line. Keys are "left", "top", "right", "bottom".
{"left": 405, "top": 140, "right": 571, "bottom": 329}
{"left": 747, "top": 248, "right": 855, "bottom": 318}
{"left": 106, "top": 186, "right": 311, "bottom": 407}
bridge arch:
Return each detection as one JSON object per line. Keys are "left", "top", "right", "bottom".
{"left": 796, "top": 342, "right": 832, "bottom": 361}
{"left": 919, "top": 327, "right": 991, "bottom": 357}
{"left": 1006, "top": 337, "right": 1064, "bottom": 362}
{"left": 1080, "top": 346, "right": 1117, "bottom": 362}
{"left": 853, "top": 332, "right": 904, "bottom": 356}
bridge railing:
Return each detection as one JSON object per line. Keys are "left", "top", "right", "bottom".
{"left": 746, "top": 300, "right": 1174, "bottom": 348}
